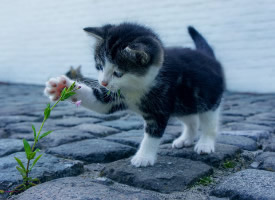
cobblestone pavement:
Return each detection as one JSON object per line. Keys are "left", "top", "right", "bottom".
{"left": 1, "top": 83, "right": 275, "bottom": 200}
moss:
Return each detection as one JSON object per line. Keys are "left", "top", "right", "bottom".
{"left": 223, "top": 160, "right": 236, "bottom": 168}
{"left": 197, "top": 176, "right": 213, "bottom": 186}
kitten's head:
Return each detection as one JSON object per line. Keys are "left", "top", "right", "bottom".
{"left": 84, "top": 23, "right": 164, "bottom": 92}
{"left": 66, "top": 65, "right": 83, "bottom": 80}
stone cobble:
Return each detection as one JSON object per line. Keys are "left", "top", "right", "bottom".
{"left": 0, "top": 84, "right": 275, "bottom": 200}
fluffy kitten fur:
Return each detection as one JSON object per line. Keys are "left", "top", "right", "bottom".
{"left": 44, "top": 23, "right": 225, "bottom": 167}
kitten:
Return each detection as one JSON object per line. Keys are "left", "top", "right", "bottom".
{"left": 44, "top": 23, "right": 225, "bottom": 167}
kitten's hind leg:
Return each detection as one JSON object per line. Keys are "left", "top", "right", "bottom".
{"left": 194, "top": 107, "right": 220, "bottom": 154}
{"left": 172, "top": 114, "right": 199, "bottom": 148}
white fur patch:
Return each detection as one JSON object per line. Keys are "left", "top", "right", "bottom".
{"left": 131, "top": 133, "right": 161, "bottom": 167}
{"left": 120, "top": 66, "right": 160, "bottom": 112}
{"left": 172, "top": 114, "right": 199, "bottom": 148}
{"left": 194, "top": 106, "right": 220, "bottom": 154}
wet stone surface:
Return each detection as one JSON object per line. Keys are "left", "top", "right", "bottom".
{"left": 72, "top": 123, "right": 120, "bottom": 137}
{"left": 216, "top": 135, "right": 257, "bottom": 151}
{"left": 46, "top": 139, "right": 136, "bottom": 163}
{"left": 104, "top": 129, "right": 176, "bottom": 148}
{"left": 1, "top": 84, "right": 275, "bottom": 200}
{"left": 159, "top": 143, "right": 241, "bottom": 167}
{"left": 211, "top": 169, "right": 275, "bottom": 200}
{"left": 10, "top": 177, "right": 161, "bottom": 200}
{"left": 102, "top": 156, "right": 213, "bottom": 193}
{"left": 251, "top": 152, "right": 275, "bottom": 171}
{"left": 99, "top": 119, "right": 144, "bottom": 131}
{"left": 220, "top": 130, "right": 271, "bottom": 141}
{"left": 0, "top": 139, "right": 24, "bottom": 157}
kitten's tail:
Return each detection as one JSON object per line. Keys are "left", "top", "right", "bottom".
{"left": 188, "top": 26, "right": 215, "bottom": 59}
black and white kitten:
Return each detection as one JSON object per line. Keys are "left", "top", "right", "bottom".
{"left": 44, "top": 23, "right": 225, "bottom": 167}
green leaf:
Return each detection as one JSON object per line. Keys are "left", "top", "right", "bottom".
{"left": 23, "top": 139, "right": 31, "bottom": 159}
{"left": 117, "top": 89, "right": 121, "bottom": 97}
{"left": 68, "top": 82, "right": 76, "bottom": 91}
{"left": 32, "top": 124, "right": 36, "bottom": 139}
{"left": 30, "top": 154, "right": 42, "bottom": 171}
{"left": 14, "top": 157, "right": 26, "bottom": 172}
{"left": 60, "top": 87, "right": 67, "bottom": 99}
{"left": 16, "top": 166, "right": 26, "bottom": 178}
{"left": 44, "top": 103, "right": 51, "bottom": 120}
{"left": 107, "top": 90, "right": 111, "bottom": 95}
{"left": 34, "top": 148, "right": 40, "bottom": 153}
{"left": 62, "top": 91, "right": 76, "bottom": 101}
{"left": 29, "top": 152, "right": 36, "bottom": 160}
{"left": 39, "top": 130, "right": 53, "bottom": 140}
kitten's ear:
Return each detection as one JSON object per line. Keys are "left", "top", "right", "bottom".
{"left": 77, "top": 65, "right": 82, "bottom": 73}
{"left": 83, "top": 27, "right": 104, "bottom": 40}
{"left": 124, "top": 45, "right": 150, "bottom": 65}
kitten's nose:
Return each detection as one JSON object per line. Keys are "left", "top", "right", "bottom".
{"left": 101, "top": 81, "right": 108, "bottom": 87}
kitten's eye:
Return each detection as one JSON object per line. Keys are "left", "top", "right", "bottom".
{"left": 113, "top": 71, "right": 123, "bottom": 78}
{"left": 96, "top": 64, "right": 103, "bottom": 71}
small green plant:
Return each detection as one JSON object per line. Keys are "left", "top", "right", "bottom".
{"left": 0, "top": 82, "right": 80, "bottom": 195}
{"left": 223, "top": 160, "right": 236, "bottom": 168}
{"left": 197, "top": 176, "right": 213, "bottom": 186}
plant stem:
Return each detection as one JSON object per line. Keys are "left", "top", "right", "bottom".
{"left": 26, "top": 98, "right": 62, "bottom": 185}
{"left": 25, "top": 160, "right": 30, "bottom": 185}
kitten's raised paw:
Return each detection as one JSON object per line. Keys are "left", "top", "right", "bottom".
{"left": 194, "top": 139, "right": 215, "bottom": 154}
{"left": 172, "top": 137, "right": 193, "bottom": 148}
{"left": 44, "top": 75, "right": 71, "bottom": 101}
{"left": 131, "top": 154, "right": 156, "bottom": 167}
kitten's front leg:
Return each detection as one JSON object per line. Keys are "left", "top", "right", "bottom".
{"left": 131, "top": 120, "right": 166, "bottom": 167}
{"left": 131, "top": 133, "right": 161, "bottom": 167}
{"left": 44, "top": 75, "right": 120, "bottom": 114}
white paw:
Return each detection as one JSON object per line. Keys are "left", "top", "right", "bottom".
{"left": 172, "top": 137, "right": 193, "bottom": 148}
{"left": 131, "top": 154, "right": 156, "bottom": 167}
{"left": 194, "top": 139, "right": 215, "bottom": 154}
{"left": 44, "top": 75, "right": 72, "bottom": 101}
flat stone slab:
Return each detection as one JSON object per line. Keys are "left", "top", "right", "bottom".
{"left": 223, "top": 122, "right": 274, "bottom": 133}
{"left": 0, "top": 152, "right": 83, "bottom": 192}
{"left": 221, "top": 115, "right": 245, "bottom": 125}
{"left": 0, "top": 139, "right": 24, "bottom": 157}
{"left": 244, "top": 118, "right": 275, "bottom": 127}
{"left": 76, "top": 110, "right": 128, "bottom": 120}
{"left": 217, "top": 135, "right": 257, "bottom": 151}
{"left": 211, "top": 169, "right": 275, "bottom": 200}
{"left": 101, "top": 156, "right": 213, "bottom": 193}
{"left": 100, "top": 119, "right": 144, "bottom": 131}
{"left": 262, "top": 137, "right": 275, "bottom": 152}
{"left": 46, "top": 139, "right": 136, "bottom": 163}
{"left": 220, "top": 130, "right": 271, "bottom": 141}
{"left": 11, "top": 177, "right": 160, "bottom": 200}
{"left": 104, "top": 130, "right": 176, "bottom": 148}
{"left": 72, "top": 123, "right": 120, "bottom": 137}
{"left": 159, "top": 143, "right": 241, "bottom": 167}
{"left": 251, "top": 152, "right": 275, "bottom": 172}
{"left": 37, "top": 129, "right": 96, "bottom": 148}
{"left": 49, "top": 117, "right": 102, "bottom": 127}
{"left": 4, "top": 122, "right": 61, "bottom": 135}
{"left": 0, "top": 115, "right": 37, "bottom": 128}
